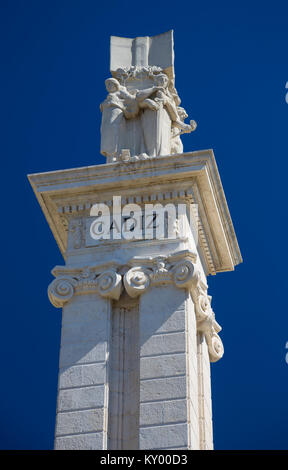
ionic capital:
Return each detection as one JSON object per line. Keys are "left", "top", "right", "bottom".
{"left": 123, "top": 250, "right": 224, "bottom": 362}
{"left": 47, "top": 252, "right": 224, "bottom": 362}
{"left": 123, "top": 250, "right": 198, "bottom": 298}
{"left": 48, "top": 264, "right": 122, "bottom": 308}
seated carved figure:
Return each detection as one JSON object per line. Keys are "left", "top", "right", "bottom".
{"left": 100, "top": 77, "right": 163, "bottom": 160}
{"left": 104, "top": 78, "right": 160, "bottom": 119}
{"left": 100, "top": 70, "right": 196, "bottom": 161}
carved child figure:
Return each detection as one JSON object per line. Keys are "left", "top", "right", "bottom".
{"left": 171, "top": 107, "right": 197, "bottom": 154}
{"left": 154, "top": 74, "right": 194, "bottom": 133}
{"left": 104, "top": 78, "right": 160, "bottom": 119}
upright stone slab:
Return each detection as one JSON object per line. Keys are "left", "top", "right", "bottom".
{"left": 28, "top": 31, "right": 242, "bottom": 450}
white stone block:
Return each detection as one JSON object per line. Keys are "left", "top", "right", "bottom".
{"left": 61, "top": 298, "right": 109, "bottom": 345}
{"left": 140, "top": 399, "right": 187, "bottom": 426}
{"left": 140, "top": 376, "right": 186, "bottom": 402}
{"left": 61, "top": 322, "right": 108, "bottom": 345}
{"left": 62, "top": 294, "right": 109, "bottom": 324}
{"left": 140, "top": 286, "right": 187, "bottom": 338}
{"left": 140, "top": 331, "right": 186, "bottom": 357}
{"left": 140, "top": 423, "right": 188, "bottom": 449}
{"left": 56, "top": 408, "right": 104, "bottom": 436}
{"left": 59, "top": 363, "right": 106, "bottom": 389}
{"left": 59, "top": 341, "right": 107, "bottom": 368}
{"left": 57, "top": 385, "right": 106, "bottom": 412}
{"left": 140, "top": 354, "right": 186, "bottom": 379}
{"left": 55, "top": 431, "right": 104, "bottom": 450}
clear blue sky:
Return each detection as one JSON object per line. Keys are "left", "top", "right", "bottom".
{"left": 1, "top": 0, "right": 288, "bottom": 450}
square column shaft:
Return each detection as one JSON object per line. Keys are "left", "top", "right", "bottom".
{"left": 139, "top": 286, "right": 199, "bottom": 450}
{"left": 54, "top": 294, "right": 110, "bottom": 450}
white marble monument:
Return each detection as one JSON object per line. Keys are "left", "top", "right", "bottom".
{"left": 28, "top": 30, "right": 242, "bottom": 450}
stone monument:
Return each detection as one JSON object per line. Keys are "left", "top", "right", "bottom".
{"left": 101, "top": 31, "right": 196, "bottom": 162}
{"left": 28, "top": 30, "right": 242, "bottom": 450}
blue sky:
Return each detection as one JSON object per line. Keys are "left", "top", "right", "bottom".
{"left": 1, "top": 0, "right": 288, "bottom": 450}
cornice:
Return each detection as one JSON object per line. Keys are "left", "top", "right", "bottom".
{"left": 28, "top": 150, "right": 242, "bottom": 275}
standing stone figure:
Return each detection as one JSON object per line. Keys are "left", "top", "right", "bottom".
{"left": 100, "top": 79, "right": 126, "bottom": 163}
{"left": 100, "top": 76, "right": 163, "bottom": 162}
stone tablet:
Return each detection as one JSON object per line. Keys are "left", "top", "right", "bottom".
{"left": 110, "top": 30, "right": 175, "bottom": 79}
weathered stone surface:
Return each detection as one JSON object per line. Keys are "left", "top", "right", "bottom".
{"left": 140, "top": 331, "right": 186, "bottom": 357}
{"left": 140, "top": 376, "right": 187, "bottom": 403}
{"left": 140, "top": 286, "right": 187, "bottom": 335}
{"left": 57, "top": 385, "right": 106, "bottom": 412}
{"left": 140, "top": 423, "right": 189, "bottom": 449}
{"left": 110, "top": 31, "right": 174, "bottom": 75}
{"left": 59, "top": 341, "right": 107, "bottom": 368}
{"left": 54, "top": 432, "right": 104, "bottom": 450}
{"left": 56, "top": 408, "right": 104, "bottom": 436}
{"left": 140, "top": 399, "right": 187, "bottom": 426}
{"left": 59, "top": 363, "right": 106, "bottom": 389}
{"left": 140, "top": 354, "right": 186, "bottom": 379}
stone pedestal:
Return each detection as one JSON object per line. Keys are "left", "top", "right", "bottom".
{"left": 28, "top": 150, "right": 241, "bottom": 450}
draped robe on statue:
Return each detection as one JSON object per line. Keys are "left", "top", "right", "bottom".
{"left": 100, "top": 92, "right": 172, "bottom": 160}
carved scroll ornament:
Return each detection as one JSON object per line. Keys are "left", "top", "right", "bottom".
{"left": 48, "top": 267, "right": 122, "bottom": 307}
{"left": 48, "top": 251, "right": 223, "bottom": 361}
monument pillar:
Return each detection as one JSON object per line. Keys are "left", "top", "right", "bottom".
{"left": 28, "top": 31, "right": 242, "bottom": 450}
{"left": 123, "top": 252, "right": 223, "bottom": 450}
{"left": 48, "top": 266, "right": 121, "bottom": 450}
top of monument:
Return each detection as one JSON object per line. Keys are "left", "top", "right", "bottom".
{"left": 101, "top": 30, "right": 196, "bottom": 163}
{"left": 110, "top": 30, "right": 175, "bottom": 80}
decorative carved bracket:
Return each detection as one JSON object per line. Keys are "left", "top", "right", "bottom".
{"left": 191, "top": 279, "right": 224, "bottom": 362}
